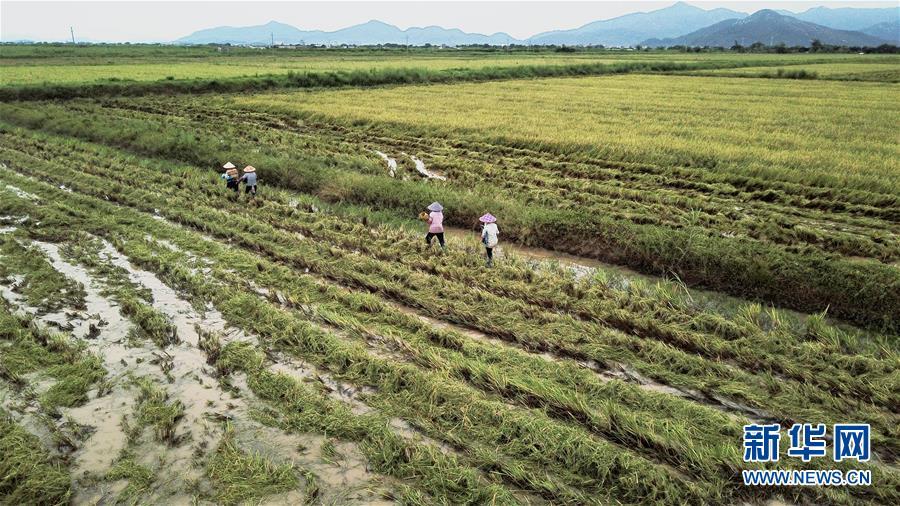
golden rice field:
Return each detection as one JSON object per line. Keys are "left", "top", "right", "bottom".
{"left": 237, "top": 73, "right": 900, "bottom": 193}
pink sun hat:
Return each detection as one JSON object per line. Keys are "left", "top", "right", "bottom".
{"left": 479, "top": 213, "right": 497, "bottom": 224}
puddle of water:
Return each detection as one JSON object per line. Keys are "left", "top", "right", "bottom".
{"left": 0, "top": 274, "right": 27, "bottom": 308}
{"left": 239, "top": 423, "right": 395, "bottom": 505}
{"left": 11, "top": 240, "right": 266, "bottom": 499}
{"left": 98, "top": 241, "right": 255, "bottom": 349}
{"left": 32, "top": 242, "right": 132, "bottom": 344}
{"left": 66, "top": 388, "right": 135, "bottom": 476}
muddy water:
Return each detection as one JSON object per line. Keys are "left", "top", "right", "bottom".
{"left": 1, "top": 243, "right": 144, "bottom": 487}
{"left": 93, "top": 240, "right": 404, "bottom": 502}
{"left": 1, "top": 238, "right": 393, "bottom": 503}
{"left": 238, "top": 419, "right": 396, "bottom": 506}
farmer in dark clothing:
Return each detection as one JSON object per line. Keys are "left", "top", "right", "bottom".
{"left": 221, "top": 162, "right": 239, "bottom": 193}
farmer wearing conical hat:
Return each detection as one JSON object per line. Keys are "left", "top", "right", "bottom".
{"left": 221, "top": 162, "right": 239, "bottom": 193}
{"left": 480, "top": 213, "right": 499, "bottom": 267}
{"left": 239, "top": 165, "right": 258, "bottom": 196}
{"left": 424, "top": 202, "right": 445, "bottom": 249}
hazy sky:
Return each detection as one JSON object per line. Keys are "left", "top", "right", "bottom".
{"left": 1, "top": 1, "right": 896, "bottom": 42}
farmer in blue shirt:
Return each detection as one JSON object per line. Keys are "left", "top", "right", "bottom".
{"left": 220, "top": 162, "right": 239, "bottom": 193}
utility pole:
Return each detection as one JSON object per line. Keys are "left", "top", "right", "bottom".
{"left": 271, "top": 32, "right": 274, "bottom": 48}
{"left": 405, "top": 35, "right": 409, "bottom": 53}
{"left": 70, "top": 26, "right": 75, "bottom": 44}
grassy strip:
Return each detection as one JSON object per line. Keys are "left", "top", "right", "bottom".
{"left": 0, "top": 302, "right": 106, "bottom": 410}
{"left": 12, "top": 119, "right": 892, "bottom": 357}
{"left": 188, "top": 177, "right": 894, "bottom": 402}
{"left": 107, "top": 92, "right": 900, "bottom": 212}
{"left": 0, "top": 234, "right": 86, "bottom": 313}
{"left": 0, "top": 59, "right": 788, "bottom": 102}
{"left": 1, "top": 105, "right": 896, "bottom": 331}
{"left": 0, "top": 410, "right": 72, "bottom": 505}
{"left": 206, "top": 423, "right": 302, "bottom": 505}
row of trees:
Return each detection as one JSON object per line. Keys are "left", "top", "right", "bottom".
{"left": 5, "top": 41, "right": 898, "bottom": 54}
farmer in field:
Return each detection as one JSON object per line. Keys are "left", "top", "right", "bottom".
{"left": 220, "top": 162, "right": 239, "bottom": 194}
{"left": 239, "top": 165, "right": 257, "bottom": 196}
{"left": 422, "top": 202, "right": 445, "bottom": 249}
{"left": 480, "top": 213, "right": 499, "bottom": 267}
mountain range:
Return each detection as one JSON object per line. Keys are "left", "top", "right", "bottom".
{"left": 527, "top": 2, "right": 744, "bottom": 46}
{"left": 178, "top": 19, "right": 516, "bottom": 46}
{"left": 176, "top": 3, "right": 900, "bottom": 47}
{"left": 643, "top": 9, "right": 889, "bottom": 47}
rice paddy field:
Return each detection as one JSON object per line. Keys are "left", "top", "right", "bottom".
{"left": 0, "top": 45, "right": 898, "bottom": 505}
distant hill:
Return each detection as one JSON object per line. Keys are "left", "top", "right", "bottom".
{"left": 860, "top": 20, "right": 900, "bottom": 44}
{"left": 174, "top": 3, "right": 899, "bottom": 48}
{"left": 643, "top": 10, "right": 888, "bottom": 47}
{"left": 784, "top": 6, "right": 899, "bottom": 31}
{"left": 528, "top": 2, "right": 746, "bottom": 47}
{"left": 176, "top": 20, "right": 518, "bottom": 46}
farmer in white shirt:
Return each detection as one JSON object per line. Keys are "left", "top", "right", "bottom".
{"left": 239, "top": 166, "right": 258, "bottom": 196}
{"left": 479, "top": 213, "right": 499, "bottom": 267}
